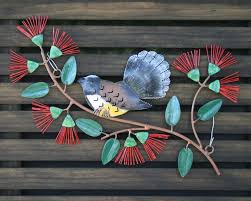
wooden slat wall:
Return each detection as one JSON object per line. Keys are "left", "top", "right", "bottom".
{"left": 0, "top": 1, "right": 250, "bottom": 200}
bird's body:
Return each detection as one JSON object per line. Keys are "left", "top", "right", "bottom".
{"left": 78, "top": 51, "right": 171, "bottom": 117}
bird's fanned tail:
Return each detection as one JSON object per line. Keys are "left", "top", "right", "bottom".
{"left": 123, "top": 50, "right": 171, "bottom": 99}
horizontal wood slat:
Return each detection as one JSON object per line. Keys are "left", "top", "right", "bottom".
{"left": 0, "top": 1, "right": 251, "bottom": 20}
{"left": 2, "top": 25, "right": 251, "bottom": 48}
{"left": 0, "top": 196, "right": 250, "bottom": 201}
{"left": 0, "top": 168, "right": 249, "bottom": 190}
{"left": 1, "top": 83, "right": 249, "bottom": 105}
{"left": 1, "top": 111, "right": 250, "bottom": 134}
{"left": 1, "top": 53, "right": 248, "bottom": 77}
{"left": 0, "top": 139, "right": 249, "bottom": 162}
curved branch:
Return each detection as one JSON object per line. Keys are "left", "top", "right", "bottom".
{"left": 190, "top": 76, "right": 210, "bottom": 148}
{"left": 40, "top": 47, "right": 220, "bottom": 176}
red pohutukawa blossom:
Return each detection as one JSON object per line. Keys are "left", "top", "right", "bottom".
{"left": 9, "top": 51, "right": 40, "bottom": 83}
{"left": 115, "top": 136, "right": 145, "bottom": 165}
{"left": 172, "top": 49, "right": 201, "bottom": 82}
{"left": 209, "top": 72, "right": 240, "bottom": 103}
{"left": 55, "top": 114, "right": 80, "bottom": 145}
{"left": 49, "top": 27, "right": 80, "bottom": 59}
{"left": 136, "top": 133, "right": 169, "bottom": 161}
{"left": 206, "top": 44, "right": 237, "bottom": 75}
{"left": 32, "top": 100, "right": 63, "bottom": 133}
{"left": 16, "top": 16, "right": 48, "bottom": 46}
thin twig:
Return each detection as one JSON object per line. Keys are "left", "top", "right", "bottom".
{"left": 40, "top": 47, "right": 220, "bottom": 176}
{"left": 190, "top": 76, "right": 210, "bottom": 148}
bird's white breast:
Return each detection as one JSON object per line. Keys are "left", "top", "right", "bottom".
{"left": 86, "top": 95, "right": 106, "bottom": 110}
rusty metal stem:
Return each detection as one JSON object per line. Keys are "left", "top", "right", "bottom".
{"left": 190, "top": 76, "right": 210, "bottom": 148}
{"left": 40, "top": 47, "right": 220, "bottom": 176}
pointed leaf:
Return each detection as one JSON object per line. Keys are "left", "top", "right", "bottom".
{"left": 135, "top": 132, "right": 149, "bottom": 144}
{"left": 76, "top": 118, "right": 103, "bottom": 137}
{"left": 62, "top": 114, "right": 75, "bottom": 128}
{"left": 61, "top": 56, "right": 77, "bottom": 85}
{"left": 178, "top": 147, "right": 193, "bottom": 177}
{"left": 101, "top": 138, "right": 120, "bottom": 165}
{"left": 165, "top": 96, "right": 181, "bottom": 126}
{"left": 124, "top": 136, "right": 137, "bottom": 147}
{"left": 197, "top": 99, "right": 222, "bottom": 121}
{"left": 21, "top": 82, "right": 49, "bottom": 98}
{"left": 187, "top": 68, "right": 200, "bottom": 82}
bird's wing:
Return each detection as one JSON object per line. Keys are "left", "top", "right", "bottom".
{"left": 99, "top": 80, "right": 151, "bottom": 110}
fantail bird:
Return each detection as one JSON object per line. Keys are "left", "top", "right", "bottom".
{"left": 78, "top": 50, "right": 171, "bottom": 117}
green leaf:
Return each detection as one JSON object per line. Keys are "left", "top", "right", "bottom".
{"left": 197, "top": 99, "right": 222, "bottom": 121}
{"left": 62, "top": 114, "right": 75, "bottom": 128}
{"left": 27, "top": 60, "right": 40, "bottom": 73}
{"left": 101, "top": 138, "right": 120, "bottom": 165}
{"left": 208, "top": 80, "right": 220, "bottom": 93}
{"left": 31, "top": 34, "right": 43, "bottom": 47}
{"left": 135, "top": 132, "right": 149, "bottom": 144}
{"left": 178, "top": 147, "right": 193, "bottom": 177}
{"left": 50, "top": 106, "right": 63, "bottom": 119}
{"left": 21, "top": 82, "right": 49, "bottom": 98}
{"left": 208, "top": 63, "right": 221, "bottom": 76}
{"left": 165, "top": 96, "right": 181, "bottom": 126}
{"left": 61, "top": 56, "right": 77, "bottom": 85}
{"left": 187, "top": 68, "right": 200, "bottom": 82}
{"left": 49, "top": 45, "right": 62, "bottom": 59}
{"left": 124, "top": 136, "right": 137, "bottom": 147}
{"left": 76, "top": 118, "right": 103, "bottom": 137}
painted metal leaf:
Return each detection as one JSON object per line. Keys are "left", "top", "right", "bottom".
{"left": 178, "top": 147, "right": 193, "bottom": 177}
{"left": 165, "top": 96, "right": 181, "bottom": 126}
{"left": 21, "top": 82, "right": 49, "bottom": 98}
{"left": 101, "top": 138, "right": 120, "bottom": 165}
{"left": 61, "top": 56, "right": 77, "bottom": 85}
{"left": 197, "top": 99, "right": 222, "bottom": 121}
{"left": 76, "top": 118, "right": 103, "bottom": 137}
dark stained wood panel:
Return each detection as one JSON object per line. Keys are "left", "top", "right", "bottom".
{"left": 1, "top": 83, "right": 249, "bottom": 105}
{"left": 0, "top": 139, "right": 249, "bottom": 162}
{"left": 0, "top": 168, "right": 249, "bottom": 190}
{"left": 1, "top": 111, "right": 250, "bottom": 134}
{"left": 0, "top": 1, "right": 250, "bottom": 20}
{"left": 0, "top": 54, "right": 249, "bottom": 77}
{"left": 1, "top": 25, "right": 251, "bottom": 48}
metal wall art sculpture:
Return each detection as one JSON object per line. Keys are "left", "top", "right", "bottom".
{"left": 9, "top": 16, "right": 240, "bottom": 177}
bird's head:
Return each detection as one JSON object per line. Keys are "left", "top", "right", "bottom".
{"left": 78, "top": 75, "right": 100, "bottom": 96}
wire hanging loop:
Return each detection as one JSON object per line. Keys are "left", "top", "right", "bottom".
{"left": 47, "top": 53, "right": 62, "bottom": 78}
{"left": 205, "top": 116, "right": 215, "bottom": 155}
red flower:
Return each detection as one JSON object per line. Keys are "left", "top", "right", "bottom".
{"left": 55, "top": 114, "right": 80, "bottom": 144}
{"left": 209, "top": 72, "right": 240, "bottom": 103}
{"left": 115, "top": 136, "right": 144, "bottom": 165}
{"left": 206, "top": 44, "right": 237, "bottom": 75}
{"left": 17, "top": 16, "right": 48, "bottom": 46}
{"left": 49, "top": 27, "right": 80, "bottom": 59}
{"left": 136, "top": 132, "right": 169, "bottom": 161}
{"left": 9, "top": 51, "right": 40, "bottom": 83}
{"left": 32, "top": 100, "right": 63, "bottom": 133}
{"left": 172, "top": 49, "right": 201, "bottom": 82}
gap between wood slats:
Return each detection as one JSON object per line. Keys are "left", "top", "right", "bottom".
{"left": 0, "top": 111, "right": 250, "bottom": 134}
{"left": 0, "top": 0, "right": 250, "bottom": 20}
{"left": 0, "top": 196, "right": 250, "bottom": 201}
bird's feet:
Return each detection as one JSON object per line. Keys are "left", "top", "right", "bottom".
{"left": 94, "top": 107, "right": 110, "bottom": 118}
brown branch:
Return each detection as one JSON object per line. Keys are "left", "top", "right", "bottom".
{"left": 40, "top": 47, "right": 220, "bottom": 176}
{"left": 190, "top": 76, "right": 210, "bottom": 148}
